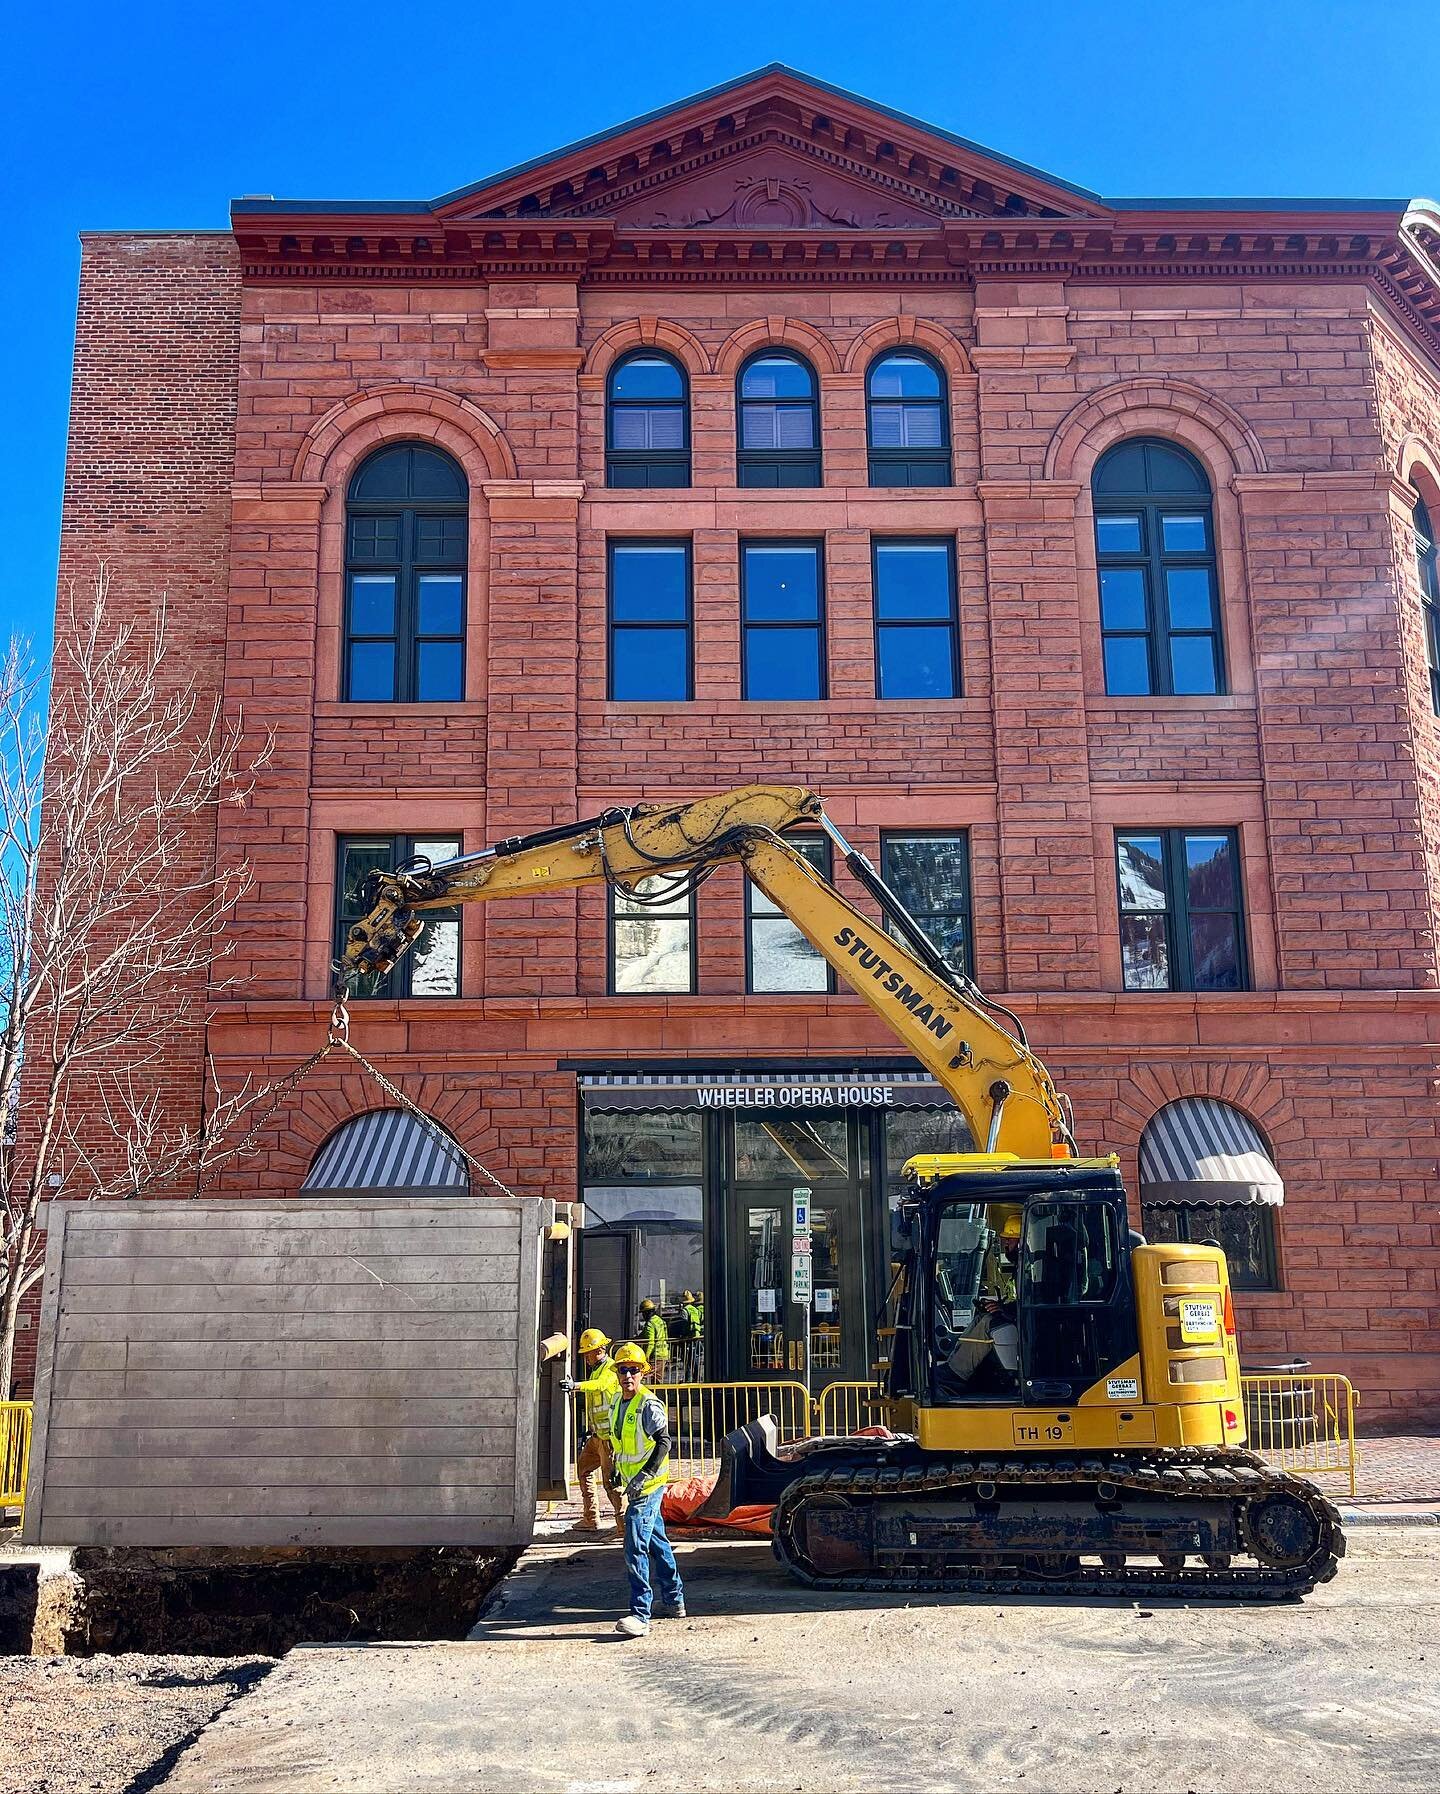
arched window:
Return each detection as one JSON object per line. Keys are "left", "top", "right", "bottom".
{"left": 1415, "top": 497, "right": 1440, "bottom": 715}
{"left": 302, "top": 1107, "right": 469, "bottom": 1193}
{"left": 606, "top": 351, "right": 690, "bottom": 488}
{"left": 1092, "top": 438, "right": 1223, "bottom": 697}
{"left": 736, "top": 350, "right": 821, "bottom": 487}
{"left": 866, "top": 351, "right": 950, "bottom": 486}
{"left": 344, "top": 443, "right": 467, "bottom": 702}
{"left": 1139, "top": 1097, "right": 1281, "bottom": 1289}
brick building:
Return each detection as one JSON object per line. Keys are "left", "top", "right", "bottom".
{"left": 31, "top": 67, "right": 1440, "bottom": 1422}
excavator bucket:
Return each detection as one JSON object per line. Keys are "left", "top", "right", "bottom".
{"left": 694, "top": 1417, "right": 822, "bottom": 1522}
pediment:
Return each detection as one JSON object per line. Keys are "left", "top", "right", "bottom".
{"left": 432, "top": 69, "right": 1107, "bottom": 228}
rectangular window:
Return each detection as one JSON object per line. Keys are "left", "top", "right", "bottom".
{"left": 873, "top": 540, "right": 959, "bottom": 699}
{"left": 609, "top": 876, "right": 696, "bottom": 994}
{"left": 608, "top": 541, "right": 692, "bottom": 701}
{"left": 880, "top": 832, "right": 973, "bottom": 977}
{"left": 1115, "top": 828, "right": 1247, "bottom": 992}
{"left": 335, "top": 834, "right": 461, "bottom": 999}
{"left": 746, "top": 836, "right": 832, "bottom": 992}
{"left": 1141, "top": 1203, "right": 1278, "bottom": 1291}
{"left": 741, "top": 541, "right": 825, "bottom": 700}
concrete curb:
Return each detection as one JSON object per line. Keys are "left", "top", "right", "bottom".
{"left": 1338, "top": 1507, "right": 1440, "bottom": 1526}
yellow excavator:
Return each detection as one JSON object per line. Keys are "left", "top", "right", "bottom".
{"left": 338, "top": 783, "right": 1343, "bottom": 1599}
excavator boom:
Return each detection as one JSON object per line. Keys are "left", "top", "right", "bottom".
{"left": 337, "top": 783, "right": 1073, "bottom": 1160}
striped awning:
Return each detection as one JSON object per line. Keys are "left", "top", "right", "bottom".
{"left": 302, "top": 1108, "right": 469, "bottom": 1193}
{"left": 1139, "top": 1097, "right": 1283, "bottom": 1208}
{"left": 579, "top": 1068, "right": 951, "bottom": 1113}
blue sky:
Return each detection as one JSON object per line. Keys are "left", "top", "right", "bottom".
{"left": 5, "top": 0, "right": 1437, "bottom": 653}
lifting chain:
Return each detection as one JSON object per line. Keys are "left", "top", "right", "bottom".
{"left": 187, "top": 993, "right": 517, "bottom": 1199}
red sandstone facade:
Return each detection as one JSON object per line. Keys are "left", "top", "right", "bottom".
{"left": 30, "top": 69, "right": 1440, "bottom": 1421}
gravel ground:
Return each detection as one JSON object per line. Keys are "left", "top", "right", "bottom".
{"left": 0, "top": 1654, "right": 272, "bottom": 1794}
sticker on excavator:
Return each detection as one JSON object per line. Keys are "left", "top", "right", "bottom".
{"left": 1105, "top": 1376, "right": 1140, "bottom": 1400}
{"left": 1012, "top": 1417, "right": 1074, "bottom": 1446}
{"left": 1179, "top": 1297, "right": 1219, "bottom": 1342}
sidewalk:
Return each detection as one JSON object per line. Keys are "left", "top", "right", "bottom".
{"left": 1350, "top": 1433, "right": 1440, "bottom": 1505}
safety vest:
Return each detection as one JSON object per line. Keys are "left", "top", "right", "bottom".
{"left": 643, "top": 1313, "right": 670, "bottom": 1361}
{"left": 612, "top": 1390, "right": 669, "bottom": 1498}
{"left": 683, "top": 1301, "right": 703, "bottom": 1338}
{"left": 576, "top": 1358, "right": 620, "bottom": 1438}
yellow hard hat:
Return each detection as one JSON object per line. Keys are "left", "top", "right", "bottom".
{"left": 577, "top": 1328, "right": 610, "bottom": 1354}
{"left": 639, "top": 1298, "right": 657, "bottom": 1313}
{"left": 682, "top": 1290, "right": 695, "bottom": 1302}
{"left": 612, "top": 1342, "right": 649, "bottom": 1371}
{"left": 1001, "top": 1216, "right": 1023, "bottom": 1242}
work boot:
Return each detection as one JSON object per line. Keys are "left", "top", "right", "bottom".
{"left": 615, "top": 1614, "right": 649, "bottom": 1638}
{"left": 657, "top": 1602, "right": 687, "bottom": 1619}
{"left": 577, "top": 1517, "right": 601, "bottom": 1533}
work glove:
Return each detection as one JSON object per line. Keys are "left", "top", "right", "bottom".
{"left": 560, "top": 1373, "right": 576, "bottom": 1394}
{"left": 624, "top": 1474, "right": 648, "bottom": 1502}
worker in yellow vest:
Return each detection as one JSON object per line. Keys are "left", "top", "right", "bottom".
{"left": 608, "top": 1343, "right": 685, "bottom": 1638}
{"left": 564, "top": 1328, "right": 624, "bottom": 1532}
{"left": 638, "top": 1299, "right": 670, "bottom": 1381}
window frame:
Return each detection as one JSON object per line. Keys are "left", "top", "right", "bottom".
{"left": 1140, "top": 1201, "right": 1279, "bottom": 1292}
{"left": 740, "top": 538, "right": 827, "bottom": 702}
{"left": 736, "top": 349, "right": 822, "bottom": 488}
{"left": 605, "top": 350, "right": 692, "bottom": 489}
{"left": 744, "top": 833, "right": 835, "bottom": 994}
{"left": 866, "top": 350, "right": 952, "bottom": 487}
{"left": 343, "top": 444, "right": 467, "bottom": 705}
{"left": 334, "top": 832, "right": 463, "bottom": 1000}
{"left": 1114, "top": 826, "right": 1249, "bottom": 993}
{"left": 1415, "top": 497, "right": 1440, "bottom": 716}
{"left": 1092, "top": 438, "right": 1225, "bottom": 698}
{"left": 879, "top": 830, "right": 974, "bottom": 980}
{"left": 606, "top": 875, "right": 698, "bottom": 996}
{"left": 606, "top": 538, "right": 695, "bottom": 703}
{"left": 871, "top": 537, "right": 961, "bottom": 699}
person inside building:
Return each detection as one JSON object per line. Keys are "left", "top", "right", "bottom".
{"left": 564, "top": 1328, "right": 625, "bottom": 1534}
{"left": 608, "top": 1343, "right": 685, "bottom": 1638}
{"left": 680, "top": 1289, "right": 704, "bottom": 1379}
{"left": 638, "top": 1298, "right": 670, "bottom": 1381}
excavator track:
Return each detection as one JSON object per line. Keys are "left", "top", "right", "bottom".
{"left": 771, "top": 1447, "right": 1345, "bottom": 1600}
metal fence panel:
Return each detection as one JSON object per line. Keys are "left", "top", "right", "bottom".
{"left": 1, "top": 1402, "right": 31, "bottom": 1513}
{"left": 1241, "top": 1372, "right": 1359, "bottom": 1496}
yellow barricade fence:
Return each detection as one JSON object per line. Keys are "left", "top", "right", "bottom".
{"left": 1241, "top": 1372, "right": 1359, "bottom": 1497}
{"left": 1, "top": 1401, "right": 32, "bottom": 1514}
{"left": 815, "top": 1380, "right": 890, "bottom": 1438}
{"left": 660, "top": 1382, "right": 813, "bottom": 1482}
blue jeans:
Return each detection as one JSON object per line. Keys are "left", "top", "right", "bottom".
{"left": 623, "top": 1486, "right": 683, "bottom": 1622}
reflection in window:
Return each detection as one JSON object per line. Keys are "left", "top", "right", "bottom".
{"left": 580, "top": 1182, "right": 704, "bottom": 1375}
{"left": 345, "top": 443, "right": 466, "bottom": 702}
{"left": 606, "top": 351, "right": 690, "bottom": 488}
{"left": 734, "top": 1115, "right": 850, "bottom": 1182}
{"left": 746, "top": 835, "right": 832, "bottom": 991}
{"left": 880, "top": 833, "right": 972, "bottom": 976}
{"left": 1116, "top": 828, "right": 1247, "bottom": 991}
{"left": 1142, "top": 1202, "right": 1278, "bottom": 1291}
{"left": 737, "top": 351, "right": 821, "bottom": 487}
{"left": 867, "top": 352, "right": 950, "bottom": 486}
{"left": 610, "top": 876, "right": 694, "bottom": 993}
{"left": 741, "top": 541, "right": 825, "bottom": 700}
{"left": 335, "top": 834, "right": 460, "bottom": 998}
{"left": 1093, "top": 437, "right": 1222, "bottom": 696}
{"left": 873, "top": 540, "right": 959, "bottom": 697}
{"left": 583, "top": 1111, "right": 704, "bottom": 1181}
{"left": 608, "top": 541, "right": 692, "bottom": 701}
{"left": 1415, "top": 498, "right": 1440, "bottom": 715}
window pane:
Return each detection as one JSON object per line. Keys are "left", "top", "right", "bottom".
{"left": 745, "top": 627, "right": 821, "bottom": 699}
{"left": 735, "top": 1117, "right": 850, "bottom": 1181}
{"left": 1162, "top": 513, "right": 1209, "bottom": 553}
{"left": 611, "top": 405, "right": 685, "bottom": 451}
{"left": 752, "top": 839, "right": 825, "bottom": 915}
{"left": 350, "top": 575, "right": 396, "bottom": 635}
{"left": 613, "top": 916, "right": 692, "bottom": 992}
{"left": 348, "top": 515, "right": 401, "bottom": 561}
{"left": 749, "top": 916, "right": 829, "bottom": 991}
{"left": 612, "top": 355, "right": 684, "bottom": 401}
{"left": 869, "top": 354, "right": 941, "bottom": 400}
{"left": 1100, "top": 567, "right": 1148, "bottom": 631}
{"left": 1095, "top": 514, "right": 1142, "bottom": 554}
{"left": 614, "top": 874, "right": 692, "bottom": 919}
{"left": 874, "top": 542, "right": 953, "bottom": 619}
{"left": 611, "top": 545, "right": 688, "bottom": 621}
{"left": 1184, "top": 832, "right": 1237, "bottom": 910}
{"left": 1103, "top": 636, "right": 1152, "bottom": 695}
{"left": 407, "top": 447, "right": 466, "bottom": 500}
{"left": 414, "top": 515, "right": 465, "bottom": 562}
{"left": 412, "top": 836, "right": 461, "bottom": 865}
{"left": 416, "top": 640, "right": 462, "bottom": 702}
{"left": 897, "top": 405, "right": 943, "bottom": 449}
{"left": 1140, "top": 1204, "right": 1183, "bottom": 1246}
{"left": 1189, "top": 912, "right": 1241, "bottom": 991}
{"left": 885, "top": 1109, "right": 977, "bottom": 1193}
{"left": 339, "top": 841, "right": 393, "bottom": 918}
{"left": 1179, "top": 1203, "right": 1274, "bottom": 1290}
{"left": 612, "top": 628, "right": 689, "bottom": 701}
{"left": 1121, "top": 914, "right": 1171, "bottom": 990}
{"left": 877, "top": 625, "right": 955, "bottom": 698}
{"left": 740, "top": 355, "right": 813, "bottom": 399}
{"left": 583, "top": 1110, "right": 704, "bottom": 1180}
{"left": 745, "top": 404, "right": 817, "bottom": 450}
{"left": 743, "top": 545, "right": 819, "bottom": 620}
{"left": 883, "top": 835, "right": 968, "bottom": 916}
{"left": 417, "top": 575, "right": 463, "bottom": 636}
{"left": 1117, "top": 836, "right": 1167, "bottom": 910}
{"left": 1165, "top": 567, "right": 1216, "bottom": 630}
{"left": 411, "top": 916, "right": 460, "bottom": 996}
{"left": 1169, "top": 634, "right": 1220, "bottom": 695}
{"left": 868, "top": 403, "right": 905, "bottom": 449}
{"left": 349, "top": 640, "right": 395, "bottom": 701}
{"left": 916, "top": 911, "right": 968, "bottom": 967}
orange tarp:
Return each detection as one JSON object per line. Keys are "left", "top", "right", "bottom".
{"left": 662, "top": 1475, "right": 773, "bottom": 1535}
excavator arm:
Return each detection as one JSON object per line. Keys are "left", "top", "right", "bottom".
{"left": 336, "top": 783, "right": 1074, "bottom": 1160}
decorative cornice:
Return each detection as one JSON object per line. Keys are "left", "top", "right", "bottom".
{"left": 480, "top": 349, "right": 586, "bottom": 370}
{"left": 970, "top": 345, "right": 1076, "bottom": 369}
